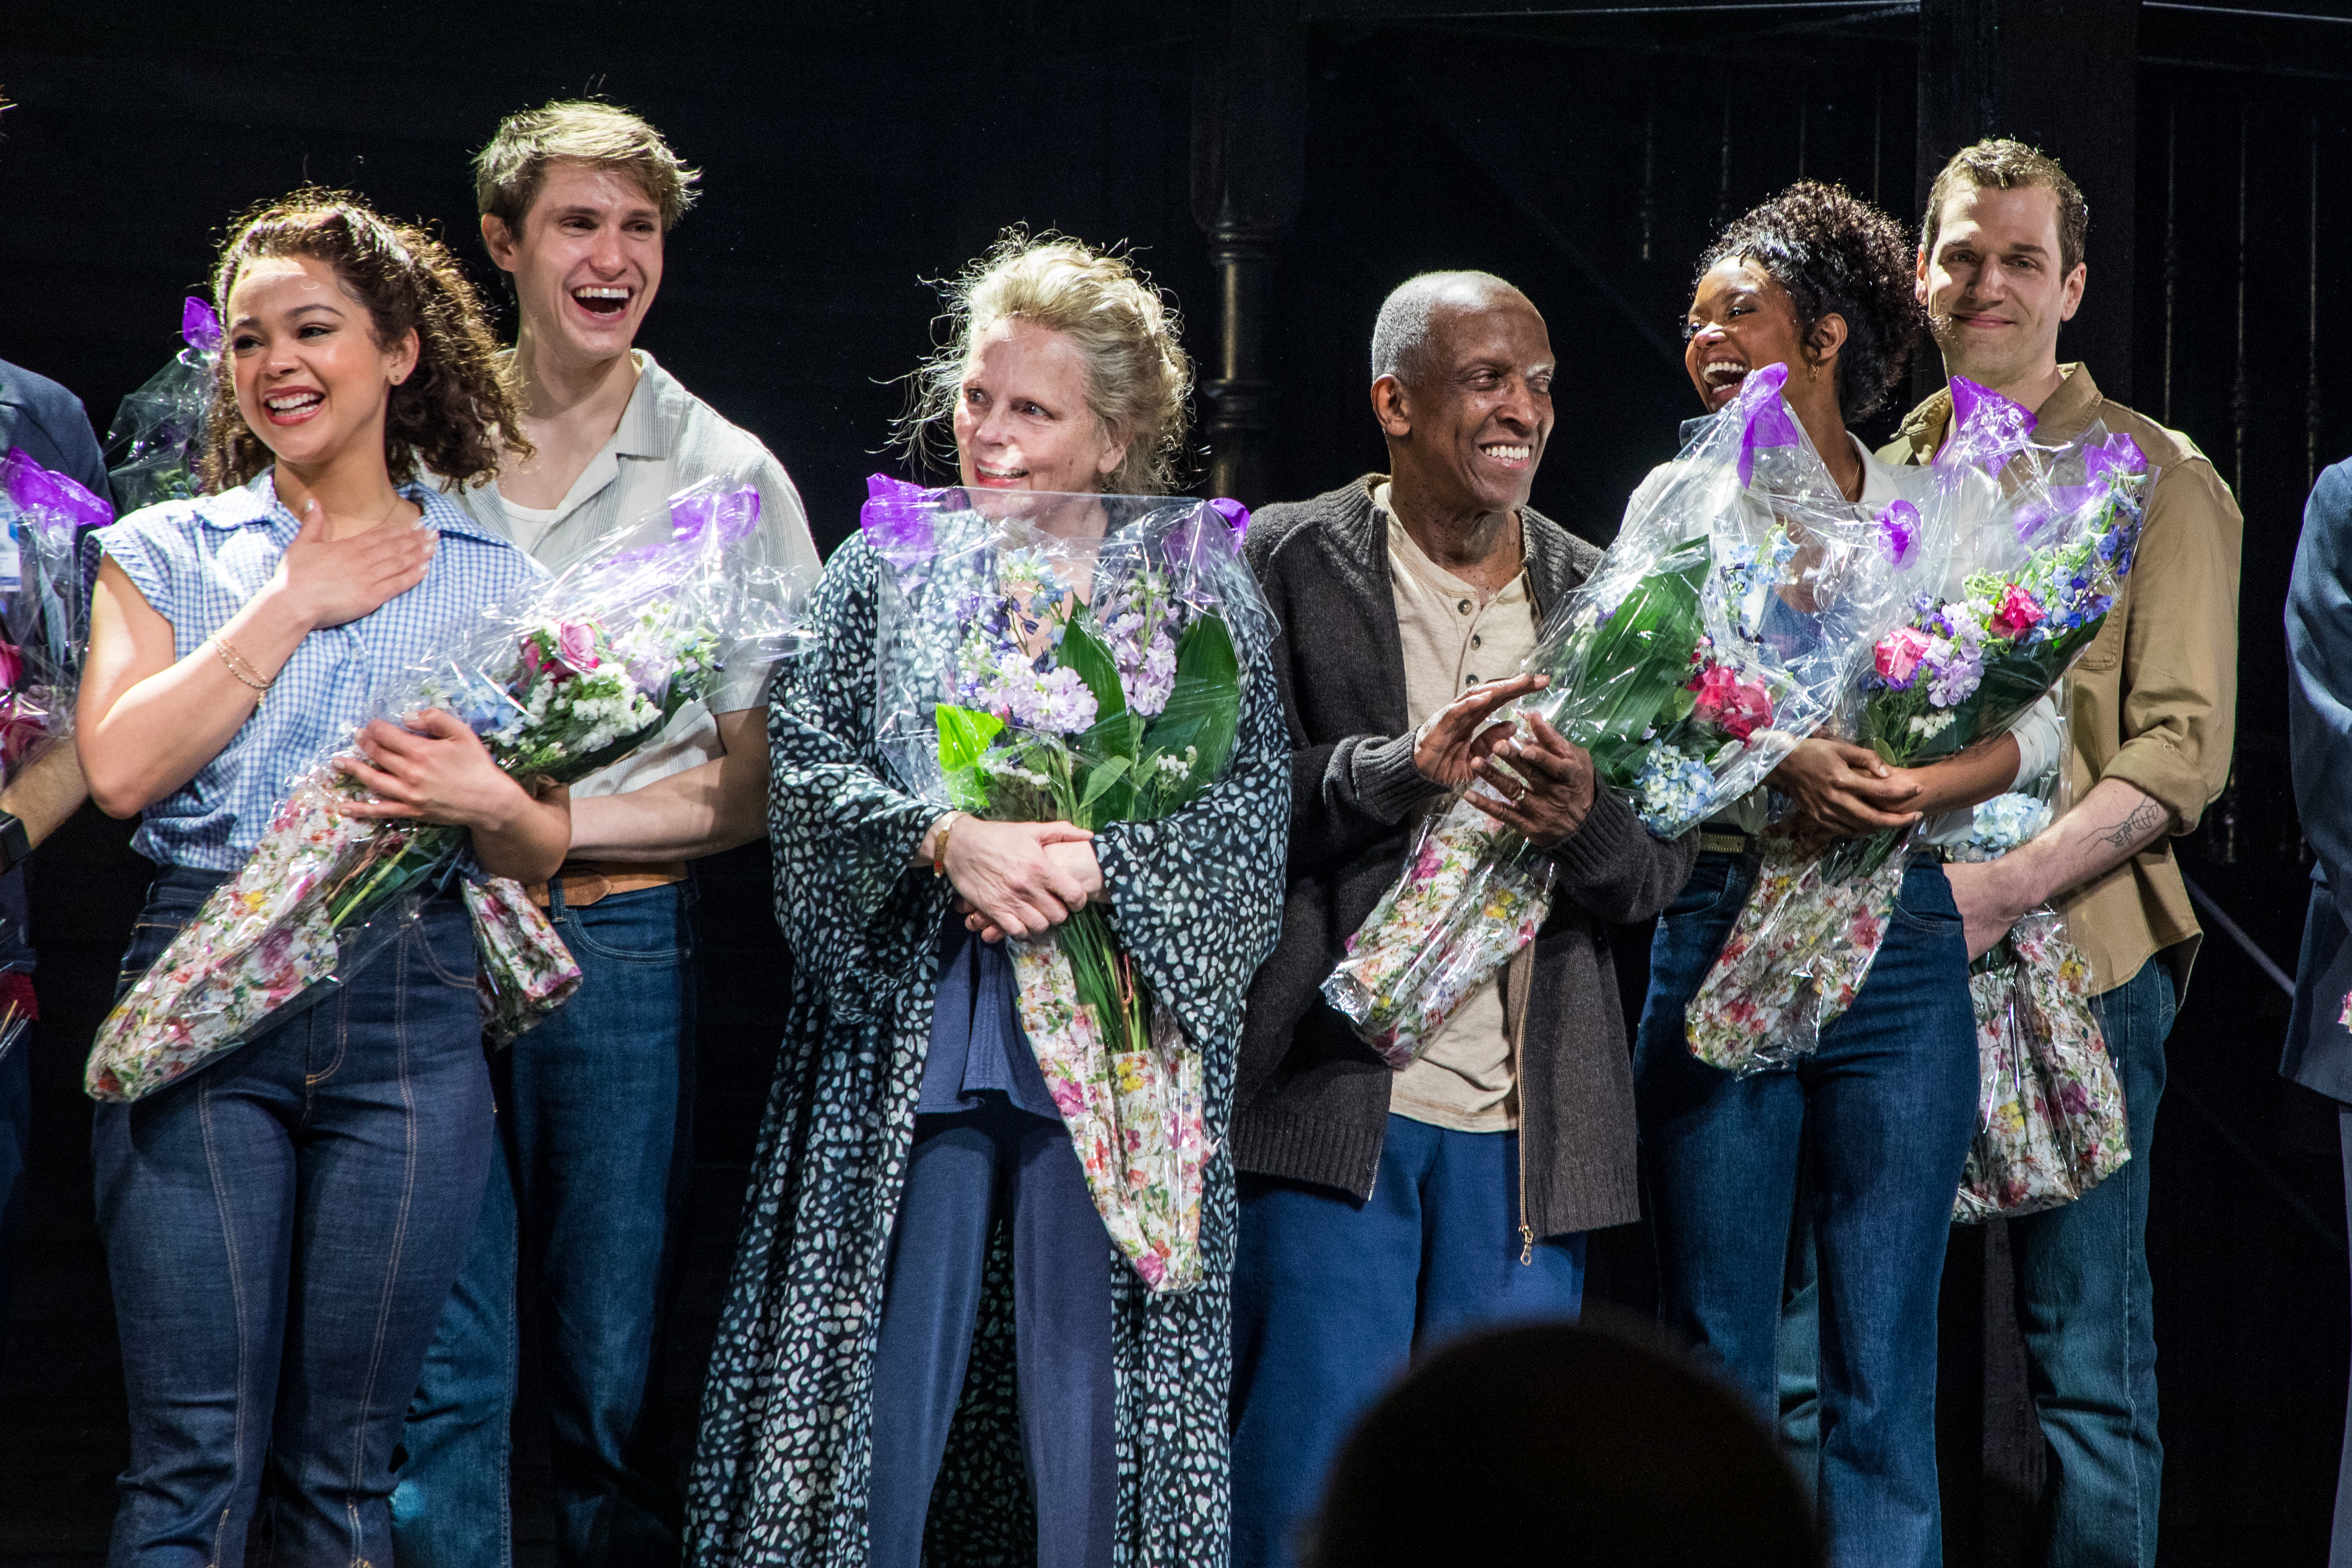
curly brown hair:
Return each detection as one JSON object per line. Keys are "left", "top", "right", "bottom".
{"left": 1696, "top": 180, "right": 1924, "bottom": 422}
{"left": 202, "top": 189, "right": 529, "bottom": 492}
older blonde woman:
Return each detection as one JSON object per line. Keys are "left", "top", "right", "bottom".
{"left": 686, "top": 235, "right": 1288, "bottom": 1568}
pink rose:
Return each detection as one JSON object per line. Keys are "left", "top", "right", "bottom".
{"left": 1875, "top": 625, "right": 1933, "bottom": 686}
{"left": 1689, "top": 663, "right": 1774, "bottom": 742}
{"left": 1988, "top": 584, "right": 2047, "bottom": 640}
{"left": 555, "top": 621, "right": 601, "bottom": 672}
{"left": 0, "top": 642, "right": 25, "bottom": 691}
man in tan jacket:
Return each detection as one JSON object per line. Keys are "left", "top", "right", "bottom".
{"left": 1883, "top": 139, "right": 2242, "bottom": 1568}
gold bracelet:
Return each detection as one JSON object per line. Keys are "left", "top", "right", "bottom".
{"left": 212, "top": 636, "right": 273, "bottom": 701}
{"left": 930, "top": 811, "right": 962, "bottom": 877}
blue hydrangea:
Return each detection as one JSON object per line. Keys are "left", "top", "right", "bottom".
{"left": 1961, "top": 792, "right": 2053, "bottom": 859}
{"left": 1632, "top": 744, "right": 1717, "bottom": 834}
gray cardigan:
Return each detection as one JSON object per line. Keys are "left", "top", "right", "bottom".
{"left": 1235, "top": 476, "right": 1699, "bottom": 1236}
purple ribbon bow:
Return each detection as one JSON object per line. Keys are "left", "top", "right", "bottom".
{"left": 181, "top": 297, "right": 223, "bottom": 356}
{"left": 859, "top": 473, "right": 941, "bottom": 568}
{"left": 1938, "top": 377, "right": 2038, "bottom": 477}
{"left": 0, "top": 448, "right": 114, "bottom": 535}
{"left": 1734, "top": 363, "right": 1799, "bottom": 487}
{"left": 1876, "top": 499, "right": 1920, "bottom": 567}
{"left": 2082, "top": 431, "right": 2148, "bottom": 483}
{"left": 668, "top": 487, "right": 760, "bottom": 546}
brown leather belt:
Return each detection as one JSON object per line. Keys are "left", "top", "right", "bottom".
{"left": 523, "top": 859, "right": 689, "bottom": 910}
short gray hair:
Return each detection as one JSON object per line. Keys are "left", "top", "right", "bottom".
{"left": 1370, "top": 270, "right": 1520, "bottom": 386}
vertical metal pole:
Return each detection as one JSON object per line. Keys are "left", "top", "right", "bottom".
{"left": 1717, "top": 78, "right": 1734, "bottom": 228}
{"left": 1190, "top": 0, "right": 1303, "bottom": 507}
{"left": 1873, "top": 74, "right": 1884, "bottom": 202}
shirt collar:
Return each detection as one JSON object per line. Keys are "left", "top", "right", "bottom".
{"left": 202, "top": 468, "right": 510, "bottom": 547}
{"left": 608, "top": 349, "right": 678, "bottom": 462}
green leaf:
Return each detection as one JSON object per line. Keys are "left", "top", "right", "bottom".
{"left": 936, "top": 703, "right": 1004, "bottom": 812}
{"left": 1543, "top": 547, "right": 1710, "bottom": 753}
{"left": 1078, "top": 754, "right": 1134, "bottom": 813}
{"left": 1137, "top": 613, "right": 1242, "bottom": 818}
{"left": 937, "top": 704, "right": 1005, "bottom": 771}
{"left": 1059, "top": 612, "right": 1129, "bottom": 739}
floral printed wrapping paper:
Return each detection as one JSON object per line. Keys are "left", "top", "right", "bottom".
{"left": 863, "top": 476, "right": 1275, "bottom": 1292}
{"left": 86, "top": 480, "right": 804, "bottom": 1103}
{"left": 1954, "top": 911, "right": 2129, "bottom": 1221}
{"left": 1323, "top": 365, "right": 1916, "bottom": 1065}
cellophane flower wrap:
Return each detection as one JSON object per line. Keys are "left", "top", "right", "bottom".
{"left": 104, "top": 298, "right": 222, "bottom": 515}
{"left": 1687, "top": 380, "right": 2156, "bottom": 1075}
{"left": 0, "top": 448, "right": 104, "bottom": 771}
{"left": 1946, "top": 782, "right": 2130, "bottom": 1220}
{"left": 1321, "top": 365, "right": 1909, "bottom": 1066}
{"left": 0, "top": 450, "right": 110, "bottom": 1063}
{"left": 864, "top": 475, "right": 1276, "bottom": 1293}
{"left": 85, "top": 479, "right": 806, "bottom": 1102}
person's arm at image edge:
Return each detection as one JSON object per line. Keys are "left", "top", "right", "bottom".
{"left": 1946, "top": 462, "right": 2243, "bottom": 956}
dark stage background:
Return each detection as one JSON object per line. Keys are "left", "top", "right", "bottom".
{"left": 1, "top": 1, "right": 2348, "bottom": 1563}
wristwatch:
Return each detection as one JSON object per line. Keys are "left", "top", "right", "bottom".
{"left": 0, "top": 811, "right": 32, "bottom": 877}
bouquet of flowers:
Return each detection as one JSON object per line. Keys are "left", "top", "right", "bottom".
{"left": 1942, "top": 783, "right": 2129, "bottom": 1220}
{"left": 865, "top": 475, "right": 1276, "bottom": 1292}
{"left": 1687, "top": 383, "right": 2156, "bottom": 1074}
{"left": 105, "top": 298, "right": 222, "bottom": 514}
{"left": 86, "top": 480, "right": 804, "bottom": 1102}
{"left": 1321, "top": 365, "right": 1915, "bottom": 1065}
{"left": 0, "top": 450, "right": 111, "bottom": 1064}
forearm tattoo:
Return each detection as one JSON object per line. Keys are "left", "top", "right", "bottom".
{"left": 2096, "top": 797, "right": 2167, "bottom": 852}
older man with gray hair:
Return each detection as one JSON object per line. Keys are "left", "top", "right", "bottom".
{"left": 1227, "top": 272, "right": 1697, "bottom": 1568}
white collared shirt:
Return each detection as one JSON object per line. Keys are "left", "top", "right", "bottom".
{"left": 457, "top": 350, "right": 823, "bottom": 799}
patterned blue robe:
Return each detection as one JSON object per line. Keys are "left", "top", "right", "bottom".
{"left": 687, "top": 531, "right": 1288, "bottom": 1566}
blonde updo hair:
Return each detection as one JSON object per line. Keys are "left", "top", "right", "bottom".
{"left": 898, "top": 231, "right": 1192, "bottom": 496}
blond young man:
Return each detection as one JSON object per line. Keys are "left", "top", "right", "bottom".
{"left": 1884, "top": 139, "right": 2242, "bottom": 1568}
{"left": 392, "top": 101, "right": 821, "bottom": 1568}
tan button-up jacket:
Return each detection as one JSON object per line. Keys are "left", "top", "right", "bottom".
{"left": 1881, "top": 364, "right": 2244, "bottom": 998}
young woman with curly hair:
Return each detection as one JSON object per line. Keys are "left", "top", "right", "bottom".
{"left": 77, "top": 190, "right": 567, "bottom": 1566}
{"left": 1629, "top": 182, "right": 2061, "bottom": 1568}
{"left": 687, "top": 232, "right": 1286, "bottom": 1568}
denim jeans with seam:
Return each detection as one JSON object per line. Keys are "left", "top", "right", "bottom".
{"left": 2005, "top": 955, "right": 2173, "bottom": 1568}
{"left": 1229, "top": 1113, "right": 1587, "bottom": 1568}
{"left": 1636, "top": 849, "right": 1978, "bottom": 1568}
{"left": 94, "top": 864, "right": 494, "bottom": 1568}
{"left": 395, "top": 878, "right": 696, "bottom": 1568}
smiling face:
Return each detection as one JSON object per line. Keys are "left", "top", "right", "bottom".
{"left": 1918, "top": 182, "right": 2085, "bottom": 390}
{"left": 1683, "top": 257, "right": 1813, "bottom": 413}
{"left": 484, "top": 160, "right": 665, "bottom": 367}
{"left": 225, "top": 253, "right": 418, "bottom": 474}
{"left": 1380, "top": 291, "right": 1555, "bottom": 518}
{"left": 952, "top": 317, "right": 1127, "bottom": 495}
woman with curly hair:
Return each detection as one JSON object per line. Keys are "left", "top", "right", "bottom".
{"left": 686, "top": 232, "right": 1287, "bottom": 1568}
{"left": 1629, "top": 182, "right": 2059, "bottom": 1568}
{"left": 77, "top": 190, "right": 565, "bottom": 1565}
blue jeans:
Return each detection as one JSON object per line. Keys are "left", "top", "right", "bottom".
{"left": 396, "top": 880, "right": 696, "bottom": 1568}
{"left": 868, "top": 1097, "right": 1118, "bottom": 1568}
{"left": 1230, "top": 1114, "right": 1587, "bottom": 1568}
{"left": 94, "top": 865, "right": 494, "bottom": 1568}
{"left": 1636, "top": 850, "right": 1978, "bottom": 1568}
{"left": 2005, "top": 956, "right": 2174, "bottom": 1568}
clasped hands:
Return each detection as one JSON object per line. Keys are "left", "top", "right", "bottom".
{"left": 939, "top": 816, "right": 1105, "bottom": 945}
{"left": 1414, "top": 672, "right": 1596, "bottom": 848}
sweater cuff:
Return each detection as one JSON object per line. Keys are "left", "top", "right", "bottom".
{"left": 1548, "top": 785, "right": 1648, "bottom": 884}
{"left": 1348, "top": 731, "right": 1440, "bottom": 824}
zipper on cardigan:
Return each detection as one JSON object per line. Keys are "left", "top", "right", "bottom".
{"left": 1506, "top": 942, "right": 1534, "bottom": 1265}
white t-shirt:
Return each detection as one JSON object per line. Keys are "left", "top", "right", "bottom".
{"left": 458, "top": 350, "right": 824, "bottom": 800}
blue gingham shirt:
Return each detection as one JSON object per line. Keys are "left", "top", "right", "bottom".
{"left": 98, "top": 471, "right": 543, "bottom": 869}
